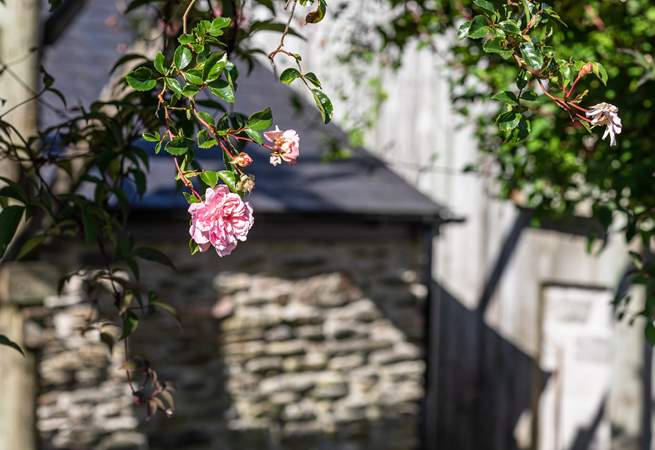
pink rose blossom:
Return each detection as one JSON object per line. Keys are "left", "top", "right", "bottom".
{"left": 188, "top": 185, "right": 254, "bottom": 257}
{"left": 263, "top": 126, "right": 299, "bottom": 166}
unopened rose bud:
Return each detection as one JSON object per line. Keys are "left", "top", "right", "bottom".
{"left": 237, "top": 175, "right": 255, "bottom": 193}
{"left": 232, "top": 152, "right": 253, "bottom": 168}
{"left": 578, "top": 63, "right": 594, "bottom": 78}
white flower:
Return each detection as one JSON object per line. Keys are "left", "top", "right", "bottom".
{"left": 586, "top": 102, "right": 622, "bottom": 147}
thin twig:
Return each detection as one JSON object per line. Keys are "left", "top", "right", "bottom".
{"left": 182, "top": 0, "right": 197, "bottom": 35}
{"left": 267, "top": 0, "right": 299, "bottom": 71}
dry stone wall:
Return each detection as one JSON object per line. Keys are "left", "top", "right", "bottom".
{"left": 22, "top": 234, "right": 428, "bottom": 450}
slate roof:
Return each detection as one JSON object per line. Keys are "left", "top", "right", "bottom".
{"left": 40, "top": 0, "right": 452, "bottom": 225}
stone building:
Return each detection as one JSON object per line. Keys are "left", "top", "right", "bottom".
{"left": 0, "top": 1, "right": 453, "bottom": 450}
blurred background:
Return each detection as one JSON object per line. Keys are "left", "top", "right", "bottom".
{"left": 0, "top": 1, "right": 644, "bottom": 450}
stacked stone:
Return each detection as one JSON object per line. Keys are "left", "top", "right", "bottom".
{"left": 22, "top": 238, "right": 428, "bottom": 450}
{"left": 23, "top": 276, "right": 147, "bottom": 450}
{"left": 214, "top": 272, "right": 426, "bottom": 449}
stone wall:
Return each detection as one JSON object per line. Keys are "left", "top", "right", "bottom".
{"left": 19, "top": 229, "right": 428, "bottom": 450}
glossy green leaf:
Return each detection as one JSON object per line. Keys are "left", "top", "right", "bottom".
{"left": 208, "top": 17, "right": 232, "bottom": 36}
{"left": 174, "top": 46, "right": 192, "bottom": 70}
{"left": 154, "top": 52, "right": 167, "bottom": 74}
{"left": 200, "top": 171, "right": 219, "bottom": 188}
{"left": 165, "top": 77, "right": 184, "bottom": 96}
{"left": 209, "top": 80, "right": 235, "bottom": 103}
{"left": 126, "top": 67, "right": 157, "bottom": 91}
{"left": 492, "top": 91, "right": 519, "bottom": 106}
{"left": 304, "top": 72, "right": 322, "bottom": 88}
{"left": 280, "top": 68, "right": 302, "bottom": 85}
{"left": 311, "top": 89, "right": 333, "bottom": 124}
{"left": 203, "top": 53, "right": 228, "bottom": 82}
{"left": 217, "top": 170, "right": 238, "bottom": 192}
{"left": 143, "top": 131, "right": 161, "bottom": 142}
{"left": 247, "top": 107, "right": 273, "bottom": 131}
{"left": 165, "top": 138, "right": 189, "bottom": 156}
{"left": 245, "top": 128, "right": 263, "bottom": 145}
{"left": 520, "top": 42, "right": 544, "bottom": 69}
{"left": 467, "top": 16, "right": 491, "bottom": 39}
{"left": 473, "top": 0, "right": 495, "bottom": 15}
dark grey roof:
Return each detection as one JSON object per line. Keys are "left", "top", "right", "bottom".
{"left": 40, "top": 0, "right": 452, "bottom": 224}
{"left": 40, "top": 0, "right": 131, "bottom": 128}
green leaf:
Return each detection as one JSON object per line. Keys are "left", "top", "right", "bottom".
{"left": 203, "top": 53, "right": 228, "bottom": 82}
{"left": 593, "top": 62, "right": 608, "bottom": 86}
{"left": 311, "top": 89, "right": 333, "bottom": 124}
{"left": 457, "top": 20, "right": 472, "bottom": 39}
{"left": 17, "top": 234, "right": 46, "bottom": 260}
{"left": 134, "top": 247, "right": 176, "bottom": 270}
{"left": 126, "top": 67, "right": 157, "bottom": 91}
{"left": 120, "top": 312, "right": 139, "bottom": 340}
{"left": 304, "top": 72, "right": 322, "bottom": 88}
{"left": 189, "top": 238, "right": 200, "bottom": 255}
{"left": 499, "top": 20, "right": 521, "bottom": 35}
{"left": 184, "top": 69, "right": 204, "bottom": 85}
{"left": 247, "top": 107, "right": 273, "bottom": 131}
{"left": 154, "top": 52, "right": 167, "bottom": 74}
{"left": 200, "top": 171, "right": 220, "bottom": 188}
{"left": 209, "top": 17, "right": 232, "bottom": 36}
{"left": 245, "top": 128, "right": 263, "bottom": 145}
{"left": 197, "top": 111, "right": 215, "bottom": 128}
{"left": 143, "top": 131, "right": 161, "bottom": 142}
{"left": 182, "top": 85, "right": 200, "bottom": 98}
{"left": 165, "top": 77, "right": 183, "bottom": 96}
{"left": 0, "top": 205, "right": 24, "bottom": 256}
{"left": 280, "top": 68, "right": 302, "bottom": 85}
{"left": 173, "top": 46, "right": 192, "bottom": 70}
{"left": 497, "top": 111, "right": 522, "bottom": 132}
{"left": 0, "top": 334, "right": 24, "bottom": 356}
{"left": 483, "top": 39, "right": 512, "bottom": 59}
{"left": 209, "top": 80, "right": 235, "bottom": 103}
{"left": 150, "top": 300, "right": 181, "bottom": 324}
{"left": 217, "top": 170, "right": 238, "bottom": 192}
{"left": 473, "top": 0, "right": 496, "bottom": 15}
{"left": 306, "top": 0, "right": 327, "bottom": 24}
{"left": 197, "top": 129, "right": 217, "bottom": 149}
{"left": 467, "top": 16, "right": 491, "bottom": 39}
{"left": 165, "top": 138, "right": 190, "bottom": 155}
{"left": 178, "top": 33, "right": 195, "bottom": 45}
{"left": 492, "top": 91, "right": 519, "bottom": 106}
{"left": 520, "top": 42, "right": 544, "bottom": 69}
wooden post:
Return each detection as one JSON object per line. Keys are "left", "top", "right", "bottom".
{"left": 0, "top": 5, "right": 40, "bottom": 448}
{"left": 0, "top": 262, "right": 58, "bottom": 450}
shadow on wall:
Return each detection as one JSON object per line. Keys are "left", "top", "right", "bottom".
{"left": 133, "top": 233, "right": 428, "bottom": 450}
{"left": 434, "top": 281, "right": 544, "bottom": 450}
{"left": 132, "top": 238, "right": 428, "bottom": 450}
{"left": 433, "top": 208, "right": 619, "bottom": 450}
{"left": 26, "top": 235, "right": 429, "bottom": 450}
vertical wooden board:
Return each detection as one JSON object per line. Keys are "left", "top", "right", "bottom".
{"left": 0, "top": 306, "right": 36, "bottom": 450}
{"left": 536, "top": 286, "right": 613, "bottom": 450}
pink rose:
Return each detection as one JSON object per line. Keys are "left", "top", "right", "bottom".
{"left": 188, "top": 185, "right": 254, "bottom": 257}
{"left": 263, "top": 126, "right": 299, "bottom": 166}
